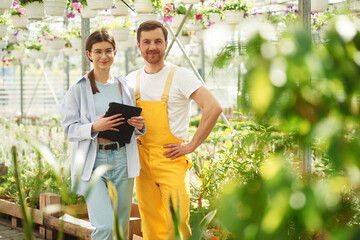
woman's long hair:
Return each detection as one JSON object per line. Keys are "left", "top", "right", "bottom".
{"left": 85, "top": 30, "right": 116, "bottom": 94}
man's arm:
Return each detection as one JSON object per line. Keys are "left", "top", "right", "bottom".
{"left": 164, "top": 86, "right": 222, "bottom": 159}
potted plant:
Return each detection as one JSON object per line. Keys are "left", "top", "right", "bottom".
{"left": 63, "top": 40, "right": 74, "bottom": 56}
{"left": 132, "top": 0, "right": 153, "bottom": 14}
{"left": 0, "top": 0, "right": 13, "bottom": 10}
{"left": 108, "top": 19, "right": 131, "bottom": 42}
{"left": 12, "top": 27, "right": 30, "bottom": 42}
{"left": 0, "top": 15, "right": 10, "bottom": 38}
{"left": 7, "top": 42, "right": 26, "bottom": 59}
{"left": 163, "top": 2, "right": 190, "bottom": 29}
{"left": 47, "top": 32, "right": 66, "bottom": 50}
{"left": 311, "top": 0, "right": 328, "bottom": 12}
{"left": 27, "top": 40, "right": 45, "bottom": 59}
{"left": 188, "top": 13, "right": 204, "bottom": 31}
{"left": 178, "top": 29, "right": 192, "bottom": 45}
{"left": 181, "top": 0, "right": 201, "bottom": 5}
{"left": 67, "top": 28, "right": 81, "bottom": 50}
{"left": 20, "top": 0, "right": 45, "bottom": 20}
{"left": 9, "top": 3, "right": 28, "bottom": 28}
{"left": 43, "top": 0, "right": 68, "bottom": 16}
{"left": 223, "top": 0, "right": 248, "bottom": 25}
{"left": 87, "top": 0, "right": 113, "bottom": 10}
{"left": 203, "top": 1, "right": 223, "bottom": 24}
{"left": 111, "top": 0, "right": 129, "bottom": 17}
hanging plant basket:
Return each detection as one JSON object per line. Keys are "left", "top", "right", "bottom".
{"left": 49, "top": 39, "right": 65, "bottom": 50}
{"left": 46, "top": 48, "right": 60, "bottom": 56}
{"left": 69, "top": 38, "right": 81, "bottom": 50}
{"left": 111, "top": 0, "right": 129, "bottom": 16}
{"left": 134, "top": 0, "right": 153, "bottom": 13}
{"left": 135, "top": 13, "right": 159, "bottom": 22}
{"left": 0, "top": 0, "right": 12, "bottom": 10}
{"left": 169, "top": 15, "right": 184, "bottom": 29}
{"left": 87, "top": 0, "right": 113, "bottom": 10}
{"left": 0, "top": 24, "right": 8, "bottom": 38}
{"left": 63, "top": 47, "right": 74, "bottom": 56}
{"left": 179, "top": 35, "right": 191, "bottom": 45}
{"left": 311, "top": 0, "right": 328, "bottom": 12}
{"left": 24, "top": 2, "right": 45, "bottom": 20}
{"left": 10, "top": 15, "right": 28, "bottom": 28}
{"left": 11, "top": 49, "right": 25, "bottom": 59}
{"left": 192, "top": 29, "right": 206, "bottom": 43}
{"left": 223, "top": 10, "right": 243, "bottom": 25}
{"left": 29, "top": 49, "right": 45, "bottom": 59}
{"left": 81, "top": 6, "right": 97, "bottom": 18}
{"left": 44, "top": 0, "right": 67, "bottom": 17}
{"left": 188, "top": 20, "right": 202, "bottom": 31}
{"left": 182, "top": 0, "right": 200, "bottom": 4}
{"left": 112, "top": 28, "right": 130, "bottom": 42}
{"left": 208, "top": 13, "right": 221, "bottom": 24}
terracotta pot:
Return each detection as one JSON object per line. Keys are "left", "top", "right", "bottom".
{"left": 24, "top": 2, "right": 45, "bottom": 20}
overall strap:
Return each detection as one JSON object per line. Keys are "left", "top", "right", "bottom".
{"left": 161, "top": 66, "right": 178, "bottom": 102}
{"left": 135, "top": 70, "right": 141, "bottom": 103}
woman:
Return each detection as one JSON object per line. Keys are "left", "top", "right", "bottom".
{"left": 60, "top": 30, "right": 144, "bottom": 239}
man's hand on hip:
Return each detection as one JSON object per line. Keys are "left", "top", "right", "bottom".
{"left": 163, "top": 142, "right": 196, "bottom": 160}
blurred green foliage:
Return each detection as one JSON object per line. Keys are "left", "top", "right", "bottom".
{"left": 197, "top": 15, "right": 360, "bottom": 240}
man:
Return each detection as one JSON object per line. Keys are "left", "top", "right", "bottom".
{"left": 126, "top": 20, "right": 222, "bottom": 240}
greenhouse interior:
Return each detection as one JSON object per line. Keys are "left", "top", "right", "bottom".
{"left": 1, "top": 0, "right": 360, "bottom": 239}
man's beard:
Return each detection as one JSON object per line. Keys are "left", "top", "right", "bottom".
{"left": 144, "top": 51, "right": 163, "bottom": 64}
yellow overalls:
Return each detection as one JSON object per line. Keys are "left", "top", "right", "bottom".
{"left": 135, "top": 67, "right": 192, "bottom": 240}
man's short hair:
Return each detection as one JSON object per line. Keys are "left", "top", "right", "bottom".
{"left": 137, "top": 20, "right": 168, "bottom": 43}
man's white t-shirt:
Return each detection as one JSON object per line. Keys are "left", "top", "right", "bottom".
{"left": 126, "top": 62, "right": 203, "bottom": 140}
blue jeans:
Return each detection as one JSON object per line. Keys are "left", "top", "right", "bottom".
{"left": 79, "top": 147, "right": 134, "bottom": 240}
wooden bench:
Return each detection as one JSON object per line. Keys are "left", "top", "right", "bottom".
{"left": 0, "top": 193, "right": 142, "bottom": 239}
{"left": 39, "top": 193, "right": 143, "bottom": 240}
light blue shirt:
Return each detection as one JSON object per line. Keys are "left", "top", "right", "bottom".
{"left": 94, "top": 79, "right": 122, "bottom": 116}
{"left": 60, "top": 74, "right": 143, "bottom": 194}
